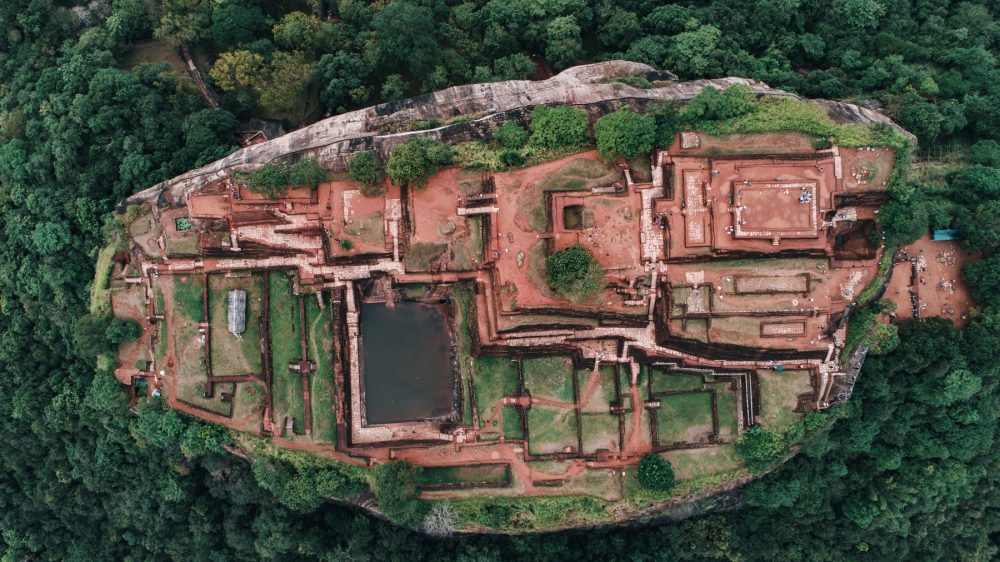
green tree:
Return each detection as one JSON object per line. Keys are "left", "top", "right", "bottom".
{"left": 963, "top": 253, "right": 1000, "bottom": 309}
{"left": 105, "top": 318, "right": 141, "bottom": 343}
{"left": 681, "top": 85, "right": 757, "bottom": 122}
{"left": 599, "top": 9, "right": 642, "bottom": 51}
{"left": 595, "top": 108, "right": 656, "bottom": 159}
{"left": 241, "top": 163, "right": 290, "bottom": 198}
{"left": 209, "top": 50, "right": 266, "bottom": 92}
{"left": 74, "top": 314, "right": 113, "bottom": 358}
{"left": 210, "top": 1, "right": 268, "bottom": 50}
{"left": 369, "top": 1, "right": 443, "bottom": 78}
{"left": 314, "top": 52, "right": 369, "bottom": 113}
{"left": 959, "top": 200, "right": 1000, "bottom": 249}
{"left": 348, "top": 150, "right": 386, "bottom": 196}
{"left": 737, "top": 426, "right": 785, "bottom": 472}
{"left": 545, "top": 16, "right": 583, "bottom": 69}
{"left": 272, "top": 11, "right": 325, "bottom": 51}
{"left": 257, "top": 51, "right": 313, "bottom": 115}
{"left": 381, "top": 74, "right": 407, "bottom": 101}
{"left": 529, "top": 105, "right": 589, "bottom": 149}
{"left": 154, "top": 0, "right": 210, "bottom": 47}
{"left": 493, "top": 53, "right": 535, "bottom": 80}
{"left": 637, "top": 453, "right": 676, "bottom": 491}
{"left": 289, "top": 157, "right": 327, "bottom": 189}
{"left": 385, "top": 138, "right": 453, "bottom": 188}
{"left": 969, "top": 140, "right": 1000, "bottom": 167}
{"left": 545, "top": 244, "right": 606, "bottom": 300}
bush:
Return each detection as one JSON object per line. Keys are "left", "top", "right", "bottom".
{"left": 636, "top": 454, "right": 675, "bottom": 491}
{"left": 348, "top": 150, "right": 386, "bottom": 196}
{"left": 288, "top": 157, "right": 327, "bottom": 189}
{"left": 595, "top": 108, "right": 656, "bottom": 160}
{"left": 736, "top": 426, "right": 786, "bottom": 472}
{"left": 493, "top": 121, "right": 528, "bottom": 149}
{"left": 499, "top": 148, "right": 525, "bottom": 167}
{"left": 529, "top": 105, "right": 589, "bottom": 149}
{"left": 385, "top": 138, "right": 454, "bottom": 188}
{"left": 545, "top": 244, "right": 605, "bottom": 300}
{"left": 371, "top": 461, "right": 428, "bottom": 526}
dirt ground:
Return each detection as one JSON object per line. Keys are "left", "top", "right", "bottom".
{"left": 886, "top": 238, "right": 974, "bottom": 326}
{"left": 488, "top": 151, "right": 638, "bottom": 312}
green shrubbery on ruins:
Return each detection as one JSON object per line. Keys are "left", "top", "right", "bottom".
{"left": 545, "top": 244, "right": 606, "bottom": 301}
{"left": 595, "top": 108, "right": 656, "bottom": 160}
{"left": 347, "top": 150, "right": 386, "bottom": 196}
{"left": 386, "top": 138, "right": 454, "bottom": 188}
{"left": 240, "top": 157, "right": 328, "bottom": 198}
{"left": 636, "top": 454, "right": 676, "bottom": 492}
{"left": 529, "top": 105, "right": 590, "bottom": 150}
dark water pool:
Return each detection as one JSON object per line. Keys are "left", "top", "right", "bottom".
{"left": 360, "top": 302, "right": 454, "bottom": 424}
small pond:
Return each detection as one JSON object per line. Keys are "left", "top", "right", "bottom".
{"left": 360, "top": 301, "right": 454, "bottom": 424}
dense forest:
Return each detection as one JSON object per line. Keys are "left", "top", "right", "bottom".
{"left": 0, "top": 0, "right": 999, "bottom": 559}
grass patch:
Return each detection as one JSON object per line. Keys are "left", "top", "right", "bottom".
{"left": 522, "top": 356, "right": 575, "bottom": 402}
{"left": 268, "top": 271, "right": 306, "bottom": 435}
{"left": 306, "top": 293, "right": 337, "bottom": 444}
{"left": 164, "top": 235, "right": 199, "bottom": 256}
{"left": 208, "top": 274, "right": 264, "bottom": 377}
{"left": 403, "top": 242, "right": 448, "bottom": 271}
{"left": 756, "top": 369, "right": 811, "bottom": 433}
{"left": 419, "top": 464, "right": 510, "bottom": 487}
{"left": 473, "top": 356, "right": 520, "bottom": 431}
{"left": 580, "top": 413, "right": 620, "bottom": 454}
{"left": 450, "top": 284, "right": 476, "bottom": 426}
{"left": 693, "top": 97, "right": 909, "bottom": 149}
{"left": 90, "top": 244, "right": 117, "bottom": 317}
{"left": 651, "top": 370, "right": 704, "bottom": 394}
{"left": 527, "top": 405, "right": 578, "bottom": 455}
{"left": 579, "top": 366, "right": 618, "bottom": 413}
{"left": 714, "top": 384, "right": 739, "bottom": 440}
{"left": 656, "top": 392, "right": 713, "bottom": 445}
{"left": 172, "top": 275, "right": 204, "bottom": 323}
{"left": 502, "top": 406, "right": 524, "bottom": 439}
{"left": 446, "top": 496, "right": 608, "bottom": 531}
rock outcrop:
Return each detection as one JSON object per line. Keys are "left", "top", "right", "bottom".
{"left": 125, "top": 60, "right": 911, "bottom": 209}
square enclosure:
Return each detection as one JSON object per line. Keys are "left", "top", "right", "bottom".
{"left": 733, "top": 182, "right": 818, "bottom": 239}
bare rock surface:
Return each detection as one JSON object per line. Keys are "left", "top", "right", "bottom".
{"left": 125, "top": 61, "right": 911, "bottom": 209}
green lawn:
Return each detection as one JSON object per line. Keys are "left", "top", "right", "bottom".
{"left": 757, "top": 369, "right": 812, "bottom": 433}
{"left": 651, "top": 370, "right": 705, "bottom": 394}
{"left": 419, "top": 464, "right": 510, "bottom": 487}
{"left": 208, "top": 274, "right": 263, "bottom": 377}
{"left": 523, "top": 356, "right": 575, "bottom": 403}
{"left": 527, "top": 405, "right": 579, "bottom": 455}
{"left": 502, "top": 406, "right": 524, "bottom": 440}
{"left": 580, "top": 413, "right": 620, "bottom": 454}
{"left": 663, "top": 445, "right": 742, "bottom": 480}
{"left": 450, "top": 285, "right": 476, "bottom": 426}
{"left": 473, "top": 356, "right": 520, "bottom": 430}
{"left": 656, "top": 392, "right": 714, "bottom": 445}
{"left": 268, "top": 271, "right": 306, "bottom": 435}
{"left": 579, "top": 366, "right": 618, "bottom": 413}
{"left": 714, "top": 383, "right": 740, "bottom": 440}
{"left": 306, "top": 293, "right": 337, "bottom": 444}
{"left": 172, "top": 275, "right": 204, "bottom": 323}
